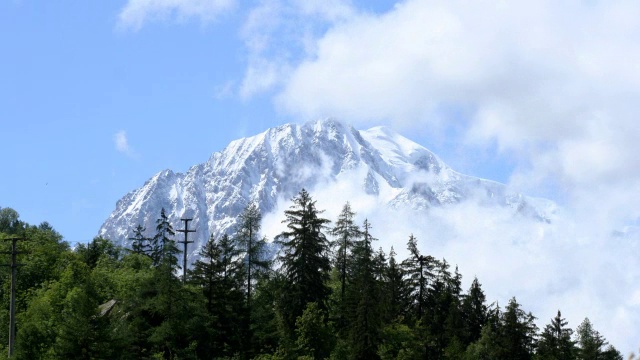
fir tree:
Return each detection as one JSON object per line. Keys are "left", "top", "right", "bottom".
{"left": 402, "top": 234, "right": 438, "bottom": 321}
{"left": 330, "top": 202, "right": 361, "bottom": 323}
{"left": 236, "top": 202, "right": 270, "bottom": 308}
{"left": 277, "top": 189, "right": 332, "bottom": 333}
{"left": 575, "top": 318, "right": 622, "bottom": 360}
{"left": 128, "top": 224, "right": 151, "bottom": 256}
{"left": 190, "top": 234, "right": 224, "bottom": 314}
{"left": 461, "top": 276, "right": 488, "bottom": 347}
{"left": 383, "top": 247, "right": 409, "bottom": 323}
{"left": 496, "top": 297, "right": 538, "bottom": 360}
{"left": 347, "top": 219, "right": 382, "bottom": 360}
{"left": 536, "top": 310, "right": 575, "bottom": 360}
{"left": 150, "top": 208, "right": 178, "bottom": 269}
{"left": 190, "top": 234, "right": 245, "bottom": 357}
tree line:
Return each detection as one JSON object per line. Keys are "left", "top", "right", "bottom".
{"left": 0, "top": 194, "right": 625, "bottom": 359}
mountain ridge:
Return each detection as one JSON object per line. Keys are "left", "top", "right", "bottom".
{"left": 98, "top": 119, "right": 555, "bottom": 267}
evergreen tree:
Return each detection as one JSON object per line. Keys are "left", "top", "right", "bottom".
{"left": 347, "top": 219, "right": 382, "bottom": 360}
{"left": 190, "top": 234, "right": 245, "bottom": 357}
{"left": 276, "top": 189, "right": 332, "bottom": 334}
{"left": 402, "top": 234, "right": 438, "bottom": 321}
{"left": 382, "top": 247, "right": 409, "bottom": 323}
{"left": 536, "top": 310, "right": 575, "bottom": 360}
{"left": 495, "top": 297, "right": 538, "bottom": 360}
{"left": 373, "top": 247, "right": 388, "bottom": 282}
{"left": 575, "top": 318, "right": 622, "bottom": 360}
{"left": 190, "top": 234, "right": 223, "bottom": 314}
{"left": 76, "top": 236, "right": 121, "bottom": 270}
{"left": 294, "top": 302, "right": 334, "bottom": 360}
{"left": 421, "top": 261, "right": 464, "bottom": 360}
{"left": 236, "top": 202, "right": 271, "bottom": 308}
{"left": 330, "top": 202, "right": 361, "bottom": 326}
{"left": 128, "top": 224, "right": 151, "bottom": 256}
{"left": 461, "top": 277, "right": 488, "bottom": 346}
{"left": 152, "top": 208, "right": 178, "bottom": 270}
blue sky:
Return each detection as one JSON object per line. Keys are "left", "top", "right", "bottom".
{"left": 0, "top": 0, "right": 514, "bottom": 244}
{"left": 1, "top": 0, "right": 639, "bottom": 245}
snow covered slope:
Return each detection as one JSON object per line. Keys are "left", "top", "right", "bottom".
{"left": 98, "top": 119, "right": 555, "bottom": 266}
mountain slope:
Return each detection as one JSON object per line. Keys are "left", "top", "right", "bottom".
{"left": 98, "top": 119, "right": 555, "bottom": 266}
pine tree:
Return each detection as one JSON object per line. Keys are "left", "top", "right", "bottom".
{"left": 236, "top": 202, "right": 270, "bottom": 308}
{"left": 294, "top": 302, "right": 334, "bottom": 360}
{"left": 277, "top": 189, "right": 332, "bottom": 333}
{"left": 150, "top": 208, "right": 178, "bottom": 269}
{"left": 190, "top": 234, "right": 224, "bottom": 314}
{"left": 383, "top": 247, "right": 409, "bottom": 323}
{"left": 128, "top": 224, "right": 151, "bottom": 256}
{"left": 461, "top": 277, "right": 488, "bottom": 346}
{"left": 190, "top": 234, "right": 245, "bottom": 357}
{"left": 536, "top": 310, "right": 575, "bottom": 360}
{"left": 330, "top": 202, "right": 361, "bottom": 323}
{"left": 373, "top": 247, "right": 388, "bottom": 282}
{"left": 347, "top": 219, "right": 382, "bottom": 360}
{"left": 575, "top": 318, "right": 622, "bottom": 360}
{"left": 401, "top": 234, "right": 438, "bottom": 321}
{"left": 496, "top": 297, "right": 538, "bottom": 360}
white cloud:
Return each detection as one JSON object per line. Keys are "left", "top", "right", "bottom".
{"left": 248, "top": 2, "right": 640, "bottom": 350}
{"left": 260, "top": 174, "right": 640, "bottom": 354}
{"left": 117, "top": 0, "right": 235, "bottom": 31}
{"left": 113, "top": 130, "right": 137, "bottom": 158}
{"left": 270, "top": 0, "right": 640, "bottom": 199}
{"left": 238, "top": 0, "right": 355, "bottom": 98}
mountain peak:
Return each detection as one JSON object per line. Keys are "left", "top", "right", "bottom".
{"left": 99, "top": 121, "right": 554, "bottom": 267}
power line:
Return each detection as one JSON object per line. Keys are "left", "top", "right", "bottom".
{"left": 176, "top": 218, "right": 195, "bottom": 284}
{"left": 0, "top": 236, "right": 25, "bottom": 358}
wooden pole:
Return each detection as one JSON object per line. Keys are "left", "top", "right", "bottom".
{"left": 176, "top": 219, "right": 195, "bottom": 284}
{"left": 1, "top": 236, "right": 24, "bottom": 358}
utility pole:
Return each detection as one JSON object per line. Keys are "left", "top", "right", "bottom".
{"left": 176, "top": 218, "right": 195, "bottom": 284}
{"left": 1, "top": 236, "right": 25, "bottom": 358}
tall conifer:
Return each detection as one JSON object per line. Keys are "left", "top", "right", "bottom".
{"left": 330, "top": 202, "right": 361, "bottom": 329}
{"left": 277, "top": 189, "right": 331, "bottom": 333}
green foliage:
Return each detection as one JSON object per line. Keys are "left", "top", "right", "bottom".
{"left": 236, "top": 203, "right": 271, "bottom": 305}
{"left": 150, "top": 207, "right": 178, "bottom": 269}
{"left": 0, "top": 207, "right": 23, "bottom": 235}
{"left": 0, "top": 201, "right": 624, "bottom": 359}
{"left": 377, "top": 322, "right": 421, "bottom": 360}
{"left": 128, "top": 224, "right": 152, "bottom": 256}
{"left": 295, "top": 302, "right": 334, "bottom": 359}
{"left": 575, "top": 318, "right": 622, "bottom": 360}
{"left": 15, "top": 259, "right": 114, "bottom": 359}
{"left": 536, "top": 310, "right": 575, "bottom": 360}
{"left": 382, "top": 247, "right": 410, "bottom": 323}
{"left": 346, "top": 219, "right": 382, "bottom": 360}
{"left": 330, "top": 202, "right": 361, "bottom": 330}
{"left": 401, "top": 234, "right": 439, "bottom": 321}
{"left": 461, "top": 277, "right": 488, "bottom": 345}
{"left": 276, "top": 189, "right": 332, "bottom": 333}
{"left": 189, "top": 234, "right": 245, "bottom": 358}
{"left": 75, "top": 236, "right": 122, "bottom": 269}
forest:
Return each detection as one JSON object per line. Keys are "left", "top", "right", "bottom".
{"left": 0, "top": 189, "right": 625, "bottom": 359}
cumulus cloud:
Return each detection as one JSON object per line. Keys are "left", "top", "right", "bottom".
{"left": 117, "top": 0, "right": 235, "bottom": 30}
{"left": 238, "top": 0, "right": 355, "bottom": 98}
{"left": 270, "top": 0, "right": 640, "bottom": 202}
{"left": 113, "top": 130, "right": 137, "bottom": 158}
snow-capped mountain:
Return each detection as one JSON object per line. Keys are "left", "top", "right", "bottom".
{"left": 98, "top": 119, "right": 555, "bottom": 266}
